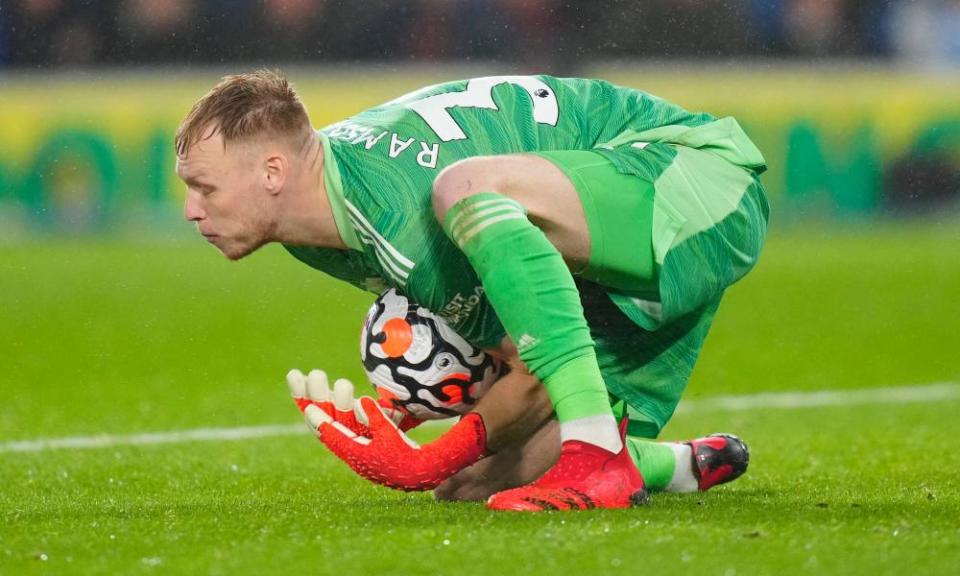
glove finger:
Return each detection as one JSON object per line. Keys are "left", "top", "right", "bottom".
{"left": 315, "top": 400, "right": 339, "bottom": 420}
{"left": 375, "top": 397, "right": 415, "bottom": 428}
{"left": 304, "top": 403, "right": 333, "bottom": 435}
{"left": 307, "top": 369, "right": 331, "bottom": 403}
{"left": 286, "top": 369, "right": 307, "bottom": 398}
{"left": 358, "top": 397, "right": 420, "bottom": 449}
{"left": 357, "top": 396, "right": 392, "bottom": 431}
{"left": 355, "top": 401, "right": 370, "bottom": 427}
{"left": 306, "top": 404, "right": 367, "bottom": 441}
{"left": 333, "top": 378, "right": 355, "bottom": 413}
{"left": 287, "top": 369, "right": 312, "bottom": 412}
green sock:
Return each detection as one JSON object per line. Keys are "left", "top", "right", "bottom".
{"left": 625, "top": 437, "right": 677, "bottom": 492}
{"left": 443, "top": 192, "right": 611, "bottom": 424}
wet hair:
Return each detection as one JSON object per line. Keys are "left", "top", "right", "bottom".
{"left": 175, "top": 69, "right": 312, "bottom": 156}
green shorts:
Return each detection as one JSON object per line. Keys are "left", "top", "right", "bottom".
{"left": 533, "top": 142, "right": 769, "bottom": 438}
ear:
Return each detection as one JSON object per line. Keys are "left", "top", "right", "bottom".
{"left": 263, "top": 152, "right": 287, "bottom": 195}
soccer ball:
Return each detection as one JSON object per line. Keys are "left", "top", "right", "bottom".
{"left": 360, "top": 288, "right": 500, "bottom": 420}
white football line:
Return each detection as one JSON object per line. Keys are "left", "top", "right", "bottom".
{"left": 1, "top": 382, "right": 957, "bottom": 454}
{"left": 0, "top": 424, "right": 305, "bottom": 454}
{"left": 676, "top": 381, "right": 960, "bottom": 413}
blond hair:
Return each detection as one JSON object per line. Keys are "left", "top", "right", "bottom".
{"left": 175, "top": 69, "right": 312, "bottom": 156}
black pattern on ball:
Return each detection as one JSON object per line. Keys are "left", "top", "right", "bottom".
{"left": 360, "top": 289, "right": 500, "bottom": 420}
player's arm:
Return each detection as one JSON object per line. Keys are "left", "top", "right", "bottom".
{"left": 432, "top": 338, "right": 559, "bottom": 500}
{"left": 475, "top": 337, "right": 554, "bottom": 453}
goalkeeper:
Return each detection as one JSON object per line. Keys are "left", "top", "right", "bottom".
{"left": 175, "top": 71, "right": 768, "bottom": 511}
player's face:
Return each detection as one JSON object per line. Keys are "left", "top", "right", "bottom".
{"left": 177, "top": 133, "right": 276, "bottom": 260}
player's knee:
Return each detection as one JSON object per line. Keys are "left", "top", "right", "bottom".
{"left": 433, "top": 467, "right": 495, "bottom": 502}
{"left": 431, "top": 157, "right": 500, "bottom": 223}
{"left": 433, "top": 481, "right": 462, "bottom": 502}
{"left": 434, "top": 477, "right": 484, "bottom": 502}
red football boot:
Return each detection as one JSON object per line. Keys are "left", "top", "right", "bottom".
{"left": 687, "top": 433, "right": 750, "bottom": 491}
{"left": 486, "top": 431, "right": 648, "bottom": 512}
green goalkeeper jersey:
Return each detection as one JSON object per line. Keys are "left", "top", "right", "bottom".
{"left": 284, "top": 75, "right": 723, "bottom": 348}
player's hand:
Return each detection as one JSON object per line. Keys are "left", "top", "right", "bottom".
{"left": 286, "top": 368, "right": 420, "bottom": 436}
{"left": 375, "top": 394, "right": 424, "bottom": 433}
{"left": 305, "top": 395, "right": 487, "bottom": 492}
{"left": 287, "top": 369, "right": 371, "bottom": 438}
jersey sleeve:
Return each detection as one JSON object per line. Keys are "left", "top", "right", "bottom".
{"left": 545, "top": 76, "right": 716, "bottom": 149}
{"left": 282, "top": 244, "right": 385, "bottom": 294}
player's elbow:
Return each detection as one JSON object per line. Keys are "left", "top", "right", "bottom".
{"left": 431, "top": 157, "right": 500, "bottom": 223}
{"left": 431, "top": 160, "right": 472, "bottom": 223}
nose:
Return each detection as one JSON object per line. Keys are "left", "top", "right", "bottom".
{"left": 183, "top": 190, "right": 206, "bottom": 222}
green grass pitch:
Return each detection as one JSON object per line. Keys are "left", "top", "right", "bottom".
{"left": 1, "top": 221, "right": 958, "bottom": 575}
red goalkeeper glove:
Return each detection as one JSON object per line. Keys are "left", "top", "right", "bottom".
{"left": 287, "top": 369, "right": 371, "bottom": 437}
{"left": 305, "top": 395, "right": 487, "bottom": 491}
{"left": 288, "top": 369, "right": 421, "bottom": 435}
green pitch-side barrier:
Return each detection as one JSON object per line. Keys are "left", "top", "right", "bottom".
{"left": 0, "top": 67, "right": 957, "bottom": 232}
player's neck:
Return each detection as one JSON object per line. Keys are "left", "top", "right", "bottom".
{"left": 273, "top": 141, "right": 347, "bottom": 249}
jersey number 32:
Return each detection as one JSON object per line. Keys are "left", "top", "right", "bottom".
{"left": 406, "top": 76, "right": 559, "bottom": 142}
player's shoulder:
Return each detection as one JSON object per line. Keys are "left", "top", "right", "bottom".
{"left": 322, "top": 127, "right": 430, "bottom": 215}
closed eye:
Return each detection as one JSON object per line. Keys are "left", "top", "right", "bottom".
{"left": 185, "top": 177, "right": 216, "bottom": 195}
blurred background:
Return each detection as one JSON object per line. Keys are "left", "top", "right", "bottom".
{"left": 1, "top": 0, "right": 959, "bottom": 235}
{"left": 1, "top": 1, "right": 958, "bottom": 436}
{"left": 3, "top": 0, "right": 960, "bottom": 67}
